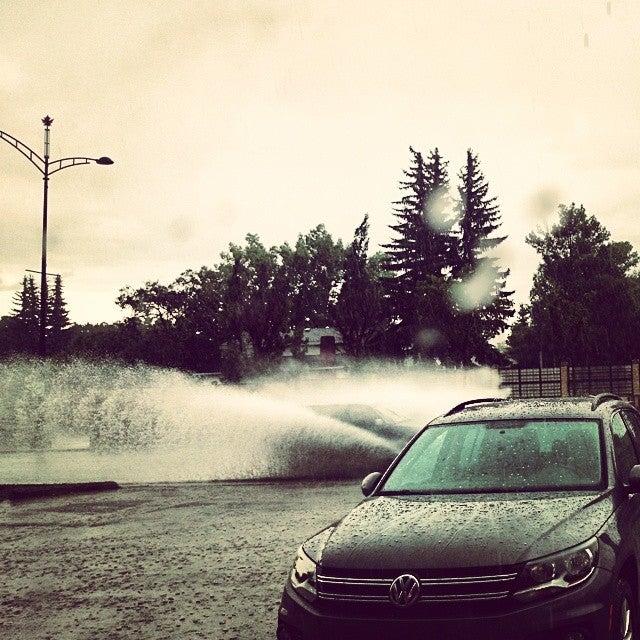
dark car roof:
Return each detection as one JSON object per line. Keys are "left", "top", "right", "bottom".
{"left": 431, "top": 396, "right": 635, "bottom": 426}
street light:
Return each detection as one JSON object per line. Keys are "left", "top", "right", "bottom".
{"left": 0, "top": 116, "right": 113, "bottom": 356}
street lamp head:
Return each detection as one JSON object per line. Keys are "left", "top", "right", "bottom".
{"left": 95, "top": 156, "right": 114, "bottom": 165}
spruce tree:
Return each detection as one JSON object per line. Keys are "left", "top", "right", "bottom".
{"left": 452, "top": 150, "right": 514, "bottom": 353}
{"left": 384, "top": 147, "right": 450, "bottom": 288}
{"left": 453, "top": 150, "right": 505, "bottom": 276}
{"left": 48, "top": 275, "right": 70, "bottom": 353}
{"left": 383, "top": 147, "right": 451, "bottom": 353}
{"left": 11, "top": 276, "right": 40, "bottom": 353}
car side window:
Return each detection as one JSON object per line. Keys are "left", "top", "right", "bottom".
{"left": 621, "top": 410, "right": 640, "bottom": 454}
{"left": 610, "top": 413, "right": 638, "bottom": 482}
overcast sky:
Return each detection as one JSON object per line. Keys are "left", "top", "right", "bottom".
{"left": 1, "top": 0, "right": 639, "bottom": 324}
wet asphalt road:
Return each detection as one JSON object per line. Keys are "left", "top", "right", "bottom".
{"left": 0, "top": 481, "right": 362, "bottom": 640}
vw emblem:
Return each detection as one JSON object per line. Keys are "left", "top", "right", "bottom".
{"left": 389, "top": 574, "right": 421, "bottom": 608}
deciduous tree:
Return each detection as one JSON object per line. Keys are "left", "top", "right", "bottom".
{"left": 507, "top": 203, "right": 639, "bottom": 365}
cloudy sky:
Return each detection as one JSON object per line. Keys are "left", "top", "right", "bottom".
{"left": 1, "top": 0, "right": 639, "bottom": 323}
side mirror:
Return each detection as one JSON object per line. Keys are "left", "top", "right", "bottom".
{"left": 628, "top": 465, "right": 640, "bottom": 493}
{"left": 361, "top": 471, "right": 382, "bottom": 497}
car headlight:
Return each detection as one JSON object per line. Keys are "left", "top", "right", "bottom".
{"left": 514, "top": 539, "right": 598, "bottom": 602}
{"left": 290, "top": 546, "right": 317, "bottom": 602}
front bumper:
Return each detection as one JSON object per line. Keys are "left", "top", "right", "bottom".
{"left": 277, "top": 566, "right": 613, "bottom": 640}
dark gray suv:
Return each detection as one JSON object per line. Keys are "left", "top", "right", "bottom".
{"left": 277, "top": 394, "right": 640, "bottom": 640}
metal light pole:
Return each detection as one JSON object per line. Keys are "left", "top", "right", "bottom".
{"left": 0, "top": 116, "right": 113, "bottom": 356}
{"left": 40, "top": 116, "right": 51, "bottom": 359}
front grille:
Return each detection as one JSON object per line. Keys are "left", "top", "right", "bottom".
{"left": 317, "top": 568, "right": 519, "bottom": 606}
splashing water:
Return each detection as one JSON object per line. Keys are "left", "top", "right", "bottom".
{"left": 0, "top": 359, "right": 504, "bottom": 484}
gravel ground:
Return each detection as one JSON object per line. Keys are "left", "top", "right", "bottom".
{"left": 0, "top": 481, "right": 362, "bottom": 640}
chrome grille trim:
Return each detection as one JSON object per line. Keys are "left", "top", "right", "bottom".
{"left": 318, "top": 594, "right": 389, "bottom": 602}
{"left": 420, "top": 591, "right": 510, "bottom": 601}
{"left": 317, "top": 573, "right": 517, "bottom": 585}
{"left": 420, "top": 573, "right": 517, "bottom": 585}
{"left": 318, "top": 592, "right": 510, "bottom": 602}
{"left": 317, "top": 576, "right": 393, "bottom": 585}
{"left": 317, "top": 570, "right": 518, "bottom": 604}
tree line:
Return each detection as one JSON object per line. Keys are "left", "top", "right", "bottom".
{"left": 0, "top": 274, "right": 69, "bottom": 356}
{"left": 2, "top": 146, "right": 637, "bottom": 376}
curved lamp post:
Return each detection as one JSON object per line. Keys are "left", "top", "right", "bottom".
{"left": 0, "top": 116, "right": 113, "bottom": 356}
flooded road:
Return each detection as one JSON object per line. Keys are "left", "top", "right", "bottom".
{"left": 0, "top": 481, "right": 361, "bottom": 640}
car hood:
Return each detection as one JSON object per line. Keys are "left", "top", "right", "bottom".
{"left": 319, "top": 491, "right": 614, "bottom": 571}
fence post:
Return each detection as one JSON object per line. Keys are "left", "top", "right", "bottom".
{"left": 632, "top": 361, "right": 640, "bottom": 408}
{"left": 538, "top": 365, "right": 543, "bottom": 397}
{"left": 560, "top": 362, "right": 570, "bottom": 397}
{"left": 518, "top": 367, "right": 522, "bottom": 398}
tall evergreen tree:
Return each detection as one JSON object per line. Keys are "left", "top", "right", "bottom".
{"left": 384, "top": 147, "right": 450, "bottom": 289}
{"left": 48, "top": 275, "right": 71, "bottom": 353}
{"left": 453, "top": 150, "right": 505, "bottom": 277}
{"left": 383, "top": 147, "right": 451, "bottom": 353}
{"left": 10, "top": 276, "right": 40, "bottom": 353}
{"left": 451, "top": 150, "right": 514, "bottom": 350}
{"left": 334, "top": 215, "right": 389, "bottom": 357}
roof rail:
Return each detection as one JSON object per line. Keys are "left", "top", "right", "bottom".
{"left": 443, "top": 398, "right": 506, "bottom": 417}
{"left": 591, "top": 393, "right": 623, "bottom": 411}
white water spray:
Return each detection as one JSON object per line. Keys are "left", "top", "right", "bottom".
{"left": 0, "top": 359, "right": 505, "bottom": 484}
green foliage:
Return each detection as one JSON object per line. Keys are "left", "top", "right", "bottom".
{"left": 0, "top": 145, "right": 556, "bottom": 375}
{"left": 334, "top": 216, "right": 389, "bottom": 356}
{"left": 47, "top": 275, "right": 71, "bottom": 354}
{"left": 4, "top": 276, "right": 40, "bottom": 355}
{"left": 66, "top": 322, "right": 143, "bottom": 361}
{"left": 283, "top": 225, "right": 345, "bottom": 354}
{"left": 383, "top": 147, "right": 512, "bottom": 363}
{"left": 507, "top": 203, "right": 640, "bottom": 365}
{"left": 117, "top": 281, "right": 186, "bottom": 328}
{"left": 383, "top": 148, "right": 451, "bottom": 344}
{"left": 219, "top": 332, "right": 256, "bottom": 382}
{"left": 220, "top": 235, "right": 291, "bottom": 359}
{"left": 504, "top": 305, "right": 540, "bottom": 366}
{"left": 384, "top": 147, "right": 450, "bottom": 281}
{"left": 450, "top": 150, "right": 514, "bottom": 356}
{"left": 105, "top": 226, "right": 344, "bottom": 376}
{"left": 453, "top": 150, "right": 505, "bottom": 276}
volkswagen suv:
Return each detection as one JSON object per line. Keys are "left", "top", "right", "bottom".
{"left": 277, "top": 394, "right": 640, "bottom": 640}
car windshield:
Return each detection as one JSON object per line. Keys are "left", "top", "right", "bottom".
{"left": 379, "top": 419, "right": 603, "bottom": 494}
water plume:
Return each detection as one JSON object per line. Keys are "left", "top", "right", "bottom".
{"left": 0, "top": 359, "right": 503, "bottom": 484}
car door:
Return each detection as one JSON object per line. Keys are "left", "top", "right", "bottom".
{"left": 611, "top": 412, "right": 639, "bottom": 484}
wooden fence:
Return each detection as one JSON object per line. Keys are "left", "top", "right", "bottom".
{"left": 499, "top": 362, "right": 640, "bottom": 407}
